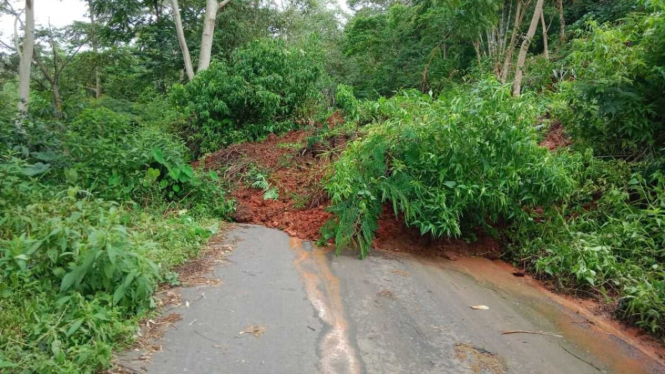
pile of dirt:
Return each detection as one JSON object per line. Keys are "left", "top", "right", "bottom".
{"left": 540, "top": 122, "right": 571, "bottom": 151}
{"left": 196, "top": 131, "right": 311, "bottom": 171}
{"left": 199, "top": 114, "right": 501, "bottom": 257}
{"left": 373, "top": 208, "right": 502, "bottom": 260}
{"left": 198, "top": 124, "right": 342, "bottom": 240}
{"left": 232, "top": 186, "right": 331, "bottom": 239}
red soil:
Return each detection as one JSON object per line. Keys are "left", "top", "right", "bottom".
{"left": 374, "top": 208, "right": 502, "bottom": 260}
{"left": 197, "top": 116, "right": 501, "bottom": 258}
{"left": 540, "top": 121, "right": 571, "bottom": 151}
{"left": 197, "top": 122, "right": 340, "bottom": 240}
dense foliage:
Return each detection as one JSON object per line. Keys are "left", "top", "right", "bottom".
{"left": 511, "top": 155, "right": 665, "bottom": 333}
{"left": 558, "top": 15, "right": 665, "bottom": 155}
{"left": 171, "top": 38, "right": 324, "bottom": 155}
{"left": 323, "top": 80, "right": 573, "bottom": 257}
{"left": 0, "top": 100, "right": 232, "bottom": 371}
{"left": 505, "top": 0, "right": 665, "bottom": 334}
{"left": 320, "top": 0, "right": 665, "bottom": 336}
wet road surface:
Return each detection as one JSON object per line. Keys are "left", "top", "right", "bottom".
{"left": 122, "top": 225, "right": 665, "bottom": 374}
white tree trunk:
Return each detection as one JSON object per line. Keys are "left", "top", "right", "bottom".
{"left": 171, "top": 0, "right": 195, "bottom": 81}
{"left": 540, "top": 11, "right": 549, "bottom": 60}
{"left": 557, "top": 0, "right": 565, "bottom": 44}
{"left": 512, "top": 0, "right": 544, "bottom": 96}
{"left": 197, "top": 0, "right": 218, "bottom": 72}
{"left": 88, "top": 0, "right": 101, "bottom": 98}
{"left": 197, "top": 0, "right": 230, "bottom": 72}
{"left": 18, "top": 0, "right": 35, "bottom": 113}
{"left": 501, "top": 0, "right": 524, "bottom": 84}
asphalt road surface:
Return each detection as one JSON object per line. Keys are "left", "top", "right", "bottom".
{"left": 121, "top": 225, "right": 665, "bottom": 374}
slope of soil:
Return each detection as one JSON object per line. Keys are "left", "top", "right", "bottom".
{"left": 196, "top": 117, "right": 502, "bottom": 259}
{"left": 196, "top": 126, "right": 338, "bottom": 240}
{"left": 540, "top": 121, "right": 571, "bottom": 151}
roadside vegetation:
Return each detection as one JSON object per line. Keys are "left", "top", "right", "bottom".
{"left": 0, "top": 0, "right": 664, "bottom": 371}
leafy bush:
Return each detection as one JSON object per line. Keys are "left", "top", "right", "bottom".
{"left": 0, "top": 99, "right": 231, "bottom": 372}
{"left": 508, "top": 3, "right": 665, "bottom": 334}
{"left": 0, "top": 155, "right": 219, "bottom": 372}
{"left": 323, "top": 80, "right": 574, "bottom": 257}
{"left": 510, "top": 155, "right": 665, "bottom": 334}
{"left": 558, "top": 12, "right": 665, "bottom": 156}
{"left": 2, "top": 107, "right": 233, "bottom": 217}
{"left": 172, "top": 38, "right": 324, "bottom": 155}
{"left": 335, "top": 84, "right": 360, "bottom": 121}
{"left": 0, "top": 166, "right": 159, "bottom": 313}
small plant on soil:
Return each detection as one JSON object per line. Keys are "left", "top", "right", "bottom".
{"left": 245, "top": 166, "right": 279, "bottom": 201}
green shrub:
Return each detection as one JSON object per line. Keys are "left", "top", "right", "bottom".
{"left": 0, "top": 174, "right": 159, "bottom": 313}
{"left": 1, "top": 107, "right": 234, "bottom": 217}
{"left": 558, "top": 12, "right": 665, "bottom": 155}
{"left": 65, "top": 108, "right": 195, "bottom": 202}
{"left": 0, "top": 154, "right": 220, "bottom": 372}
{"left": 0, "top": 103, "right": 232, "bottom": 371}
{"left": 510, "top": 156, "right": 665, "bottom": 334}
{"left": 171, "top": 38, "right": 324, "bottom": 155}
{"left": 335, "top": 84, "right": 359, "bottom": 121}
{"left": 323, "top": 79, "right": 574, "bottom": 258}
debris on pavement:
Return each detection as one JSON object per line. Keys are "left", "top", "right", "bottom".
{"left": 390, "top": 269, "right": 409, "bottom": 277}
{"left": 455, "top": 343, "right": 507, "bottom": 374}
{"left": 143, "top": 314, "right": 183, "bottom": 341}
{"left": 174, "top": 234, "right": 234, "bottom": 286}
{"left": 470, "top": 305, "right": 490, "bottom": 310}
{"left": 239, "top": 325, "right": 266, "bottom": 337}
{"left": 377, "top": 289, "right": 396, "bottom": 300}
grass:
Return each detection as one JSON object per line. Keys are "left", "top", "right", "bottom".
{"left": 0, "top": 147, "right": 224, "bottom": 373}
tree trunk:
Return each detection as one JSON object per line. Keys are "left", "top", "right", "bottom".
{"left": 153, "top": 0, "right": 162, "bottom": 22}
{"left": 170, "top": 0, "right": 194, "bottom": 81}
{"left": 540, "top": 11, "right": 549, "bottom": 60}
{"left": 501, "top": 1, "right": 512, "bottom": 56}
{"left": 513, "top": 0, "right": 544, "bottom": 96}
{"left": 33, "top": 48, "right": 61, "bottom": 117}
{"left": 88, "top": 0, "right": 101, "bottom": 98}
{"left": 52, "top": 81, "right": 63, "bottom": 118}
{"left": 198, "top": 0, "right": 230, "bottom": 72}
{"left": 18, "top": 0, "right": 35, "bottom": 113}
{"left": 557, "top": 0, "right": 565, "bottom": 43}
{"left": 501, "top": 0, "right": 524, "bottom": 84}
{"left": 473, "top": 40, "right": 482, "bottom": 65}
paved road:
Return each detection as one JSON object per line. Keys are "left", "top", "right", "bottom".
{"left": 123, "top": 225, "right": 665, "bottom": 374}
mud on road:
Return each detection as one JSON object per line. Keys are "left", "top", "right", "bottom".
{"left": 119, "top": 225, "right": 665, "bottom": 374}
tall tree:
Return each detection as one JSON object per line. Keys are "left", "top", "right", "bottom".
{"left": 171, "top": 0, "right": 232, "bottom": 81}
{"left": 198, "top": 0, "right": 231, "bottom": 72}
{"left": 512, "top": 0, "right": 544, "bottom": 96}
{"left": 557, "top": 0, "right": 565, "bottom": 43}
{"left": 170, "top": 0, "right": 194, "bottom": 80}
{"left": 88, "top": 0, "right": 101, "bottom": 98}
{"left": 540, "top": 10, "right": 549, "bottom": 60}
{"left": 32, "top": 25, "right": 84, "bottom": 117}
{"left": 7, "top": 0, "right": 36, "bottom": 113}
{"left": 501, "top": 0, "right": 531, "bottom": 84}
